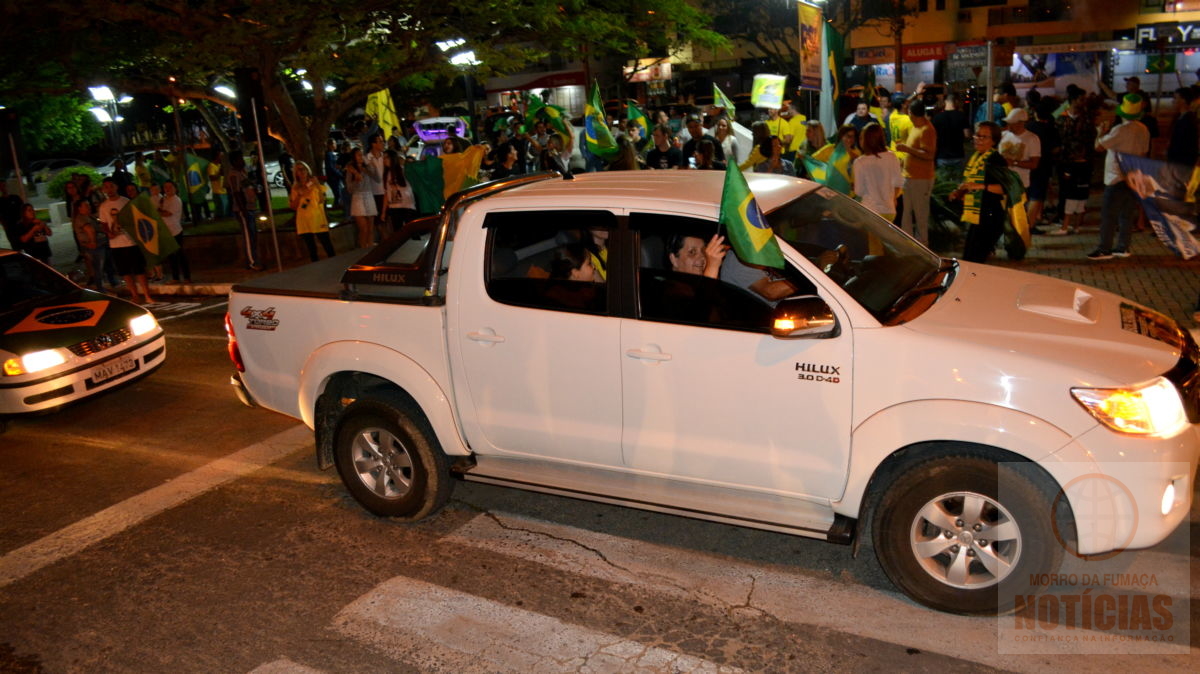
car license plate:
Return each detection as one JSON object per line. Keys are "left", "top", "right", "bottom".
{"left": 91, "top": 357, "right": 138, "bottom": 385}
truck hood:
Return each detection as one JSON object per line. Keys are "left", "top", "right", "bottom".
{"left": 904, "top": 262, "right": 1189, "bottom": 387}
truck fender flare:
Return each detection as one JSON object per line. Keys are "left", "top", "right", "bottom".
{"left": 834, "top": 399, "right": 1079, "bottom": 518}
{"left": 297, "top": 341, "right": 471, "bottom": 457}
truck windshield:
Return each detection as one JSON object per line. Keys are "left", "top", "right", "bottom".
{"left": 765, "top": 187, "right": 946, "bottom": 323}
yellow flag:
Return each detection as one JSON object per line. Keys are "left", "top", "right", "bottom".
{"left": 366, "top": 89, "right": 400, "bottom": 140}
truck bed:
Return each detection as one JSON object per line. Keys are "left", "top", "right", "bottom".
{"left": 231, "top": 251, "right": 364, "bottom": 299}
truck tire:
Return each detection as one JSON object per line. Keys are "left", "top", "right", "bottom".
{"left": 333, "top": 398, "right": 453, "bottom": 520}
{"left": 872, "top": 455, "right": 1061, "bottom": 615}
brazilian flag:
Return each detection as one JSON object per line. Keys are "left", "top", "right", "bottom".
{"left": 627, "top": 101, "right": 649, "bottom": 142}
{"left": 719, "top": 161, "right": 784, "bottom": 269}
{"left": 806, "top": 143, "right": 853, "bottom": 196}
{"left": 117, "top": 192, "right": 180, "bottom": 268}
{"left": 185, "top": 153, "right": 210, "bottom": 204}
{"left": 584, "top": 81, "right": 618, "bottom": 159}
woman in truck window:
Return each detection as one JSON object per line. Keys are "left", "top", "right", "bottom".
{"left": 549, "top": 243, "right": 599, "bottom": 282}
{"left": 582, "top": 227, "right": 609, "bottom": 280}
{"left": 667, "top": 233, "right": 728, "bottom": 279}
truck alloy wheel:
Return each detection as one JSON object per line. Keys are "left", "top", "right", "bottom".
{"left": 872, "top": 455, "right": 1062, "bottom": 615}
{"left": 333, "top": 399, "right": 453, "bottom": 520}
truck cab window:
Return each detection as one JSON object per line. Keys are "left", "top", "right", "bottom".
{"left": 485, "top": 210, "right": 618, "bottom": 315}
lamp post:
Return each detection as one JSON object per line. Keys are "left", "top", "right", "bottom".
{"left": 439, "top": 39, "right": 480, "bottom": 141}
{"left": 88, "top": 86, "right": 129, "bottom": 156}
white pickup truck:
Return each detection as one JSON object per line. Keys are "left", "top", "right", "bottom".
{"left": 226, "top": 171, "right": 1199, "bottom": 615}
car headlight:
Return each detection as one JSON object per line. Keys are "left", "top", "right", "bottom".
{"left": 3, "top": 349, "right": 68, "bottom": 376}
{"left": 1070, "top": 376, "right": 1188, "bottom": 437}
{"left": 130, "top": 313, "right": 159, "bottom": 337}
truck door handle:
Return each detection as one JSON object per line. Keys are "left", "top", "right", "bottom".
{"left": 467, "top": 330, "right": 506, "bottom": 344}
{"left": 625, "top": 348, "right": 672, "bottom": 362}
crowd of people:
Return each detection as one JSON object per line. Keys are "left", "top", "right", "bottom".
{"left": 3, "top": 74, "right": 1195, "bottom": 317}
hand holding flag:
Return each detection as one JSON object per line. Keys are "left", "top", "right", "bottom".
{"left": 719, "top": 161, "right": 784, "bottom": 269}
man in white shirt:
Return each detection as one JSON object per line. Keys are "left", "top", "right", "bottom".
{"left": 98, "top": 178, "right": 154, "bottom": 304}
{"left": 999, "top": 108, "right": 1040, "bottom": 189}
{"left": 1088, "top": 94, "right": 1150, "bottom": 260}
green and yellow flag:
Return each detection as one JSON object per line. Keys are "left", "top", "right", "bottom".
{"left": 185, "top": 153, "right": 210, "bottom": 203}
{"left": 405, "top": 145, "right": 487, "bottom": 214}
{"left": 584, "top": 80, "right": 619, "bottom": 159}
{"left": 713, "top": 84, "right": 736, "bottom": 116}
{"left": 117, "top": 192, "right": 180, "bottom": 268}
{"left": 627, "top": 101, "right": 649, "bottom": 142}
{"left": 719, "top": 161, "right": 784, "bottom": 269}
{"left": 750, "top": 74, "right": 786, "bottom": 109}
{"left": 806, "top": 143, "right": 853, "bottom": 195}
{"left": 366, "top": 89, "right": 400, "bottom": 141}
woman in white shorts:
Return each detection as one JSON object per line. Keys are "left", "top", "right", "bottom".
{"left": 345, "top": 147, "right": 377, "bottom": 248}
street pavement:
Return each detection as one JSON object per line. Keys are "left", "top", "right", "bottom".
{"left": 7, "top": 186, "right": 1199, "bottom": 333}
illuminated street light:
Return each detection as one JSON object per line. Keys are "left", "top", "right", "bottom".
{"left": 88, "top": 86, "right": 114, "bottom": 102}
{"left": 88, "top": 106, "right": 113, "bottom": 123}
{"left": 436, "top": 38, "right": 465, "bottom": 52}
{"left": 214, "top": 85, "right": 237, "bottom": 98}
{"left": 449, "top": 50, "right": 479, "bottom": 67}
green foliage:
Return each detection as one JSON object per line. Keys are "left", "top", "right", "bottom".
{"left": 46, "top": 166, "right": 103, "bottom": 200}
{"left": 5, "top": 95, "right": 105, "bottom": 153}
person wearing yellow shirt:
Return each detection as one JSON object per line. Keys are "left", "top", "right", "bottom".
{"left": 888, "top": 94, "right": 913, "bottom": 164}
{"left": 209, "top": 151, "right": 228, "bottom": 218}
{"left": 784, "top": 101, "right": 807, "bottom": 161}
{"left": 764, "top": 107, "right": 792, "bottom": 155}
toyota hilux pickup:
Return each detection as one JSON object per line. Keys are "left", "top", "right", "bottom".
{"left": 226, "top": 171, "right": 1199, "bottom": 614}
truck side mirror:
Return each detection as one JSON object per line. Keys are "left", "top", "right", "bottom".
{"left": 771, "top": 295, "right": 839, "bottom": 339}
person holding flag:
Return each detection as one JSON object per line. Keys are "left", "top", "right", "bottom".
{"left": 804, "top": 125, "right": 859, "bottom": 195}
{"left": 717, "top": 160, "right": 795, "bottom": 304}
{"left": 97, "top": 178, "right": 156, "bottom": 304}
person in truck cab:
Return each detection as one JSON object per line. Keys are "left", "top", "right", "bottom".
{"left": 667, "top": 233, "right": 728, "bottom": 279}
{"left": 549, "top": 243, "right": 600, "bottom": 282}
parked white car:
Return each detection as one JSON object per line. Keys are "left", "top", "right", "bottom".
{"left": 226, "top": 171, "right": 1198, "bottom": 615}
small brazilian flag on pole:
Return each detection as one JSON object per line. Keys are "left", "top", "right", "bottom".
{"left": 117, "top": 192, "right": 179, "bottom": 268}
{"left": 585, "top": 80, "right": 619, "bottom": 159}
{"left": 185, "top": 153, "right": 210, "bottom": 203}
{"left": 719, "top": 161, "right": 784, "bottom": 269}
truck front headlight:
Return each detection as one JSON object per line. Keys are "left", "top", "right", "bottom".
{"left": 1070, "top": 376, "right": 1188, "bottom": 437}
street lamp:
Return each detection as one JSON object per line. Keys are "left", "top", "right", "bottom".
{"left": 441, "top": 39, "right": 481, "bottom": 140}
{"left": 89, "top": 86, "right": 124, "bottom": 155}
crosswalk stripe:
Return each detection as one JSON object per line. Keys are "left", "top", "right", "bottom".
{"left": 333, "top": 577, "right": 744, "bottom": 673}
{"left": 0, "top": 425, "right": 311, "bottom": 589}
{"left": 443, "top": 512, "right": 1194, "bottom": 670}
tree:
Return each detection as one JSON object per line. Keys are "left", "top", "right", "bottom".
{"left": 0, "top": 1, "right": 724, "bottom": 170}
{"left": 704, "top": 0, "right": 799, "bottom": 78}
{"left": 4, "top": 95, "right": 105, "bottom": 154}
{"left": 825, "top": 0, "right": 920, "bottom": 93}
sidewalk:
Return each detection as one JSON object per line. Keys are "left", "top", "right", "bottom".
{"left": 7, "top": 191, "right": 1200, "bottom": 330}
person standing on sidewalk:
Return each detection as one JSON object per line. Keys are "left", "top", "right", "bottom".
{"left": 159, "top": 180, "right": 191, "bottom": 283}
{"left": 1087, "top": 94, "right": 1150, "bottom": 260}
{"left": 226, "top": 155, "right": 263, "bottom": 271}
{"left": 895, "top": 100, "right": 937, "bottom": 245}
{"left": 1047, "top": 89, "right": 1096, "bottom": 236}
{"left": 98, "top": 178, "right": 154, "bottom": 304}
{"left": 951, "top": 121, "right": 1008, "bottom": 263}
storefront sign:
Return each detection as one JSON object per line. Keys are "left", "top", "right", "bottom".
{"left": 1017, "top": 40, "right": 1135, "bottom": 55}
{"left": 902, "top": 43, "right": 948, "bottom": 62}
{"left": 623, "top": 59, "right": 672, "bottom": 83}
{"left": 1137, "top": 22, "right": 1200, "bottom": 48}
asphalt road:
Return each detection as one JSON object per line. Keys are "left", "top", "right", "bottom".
{"left": 0, "top": 299, "right": 1196, "bottom": 673}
